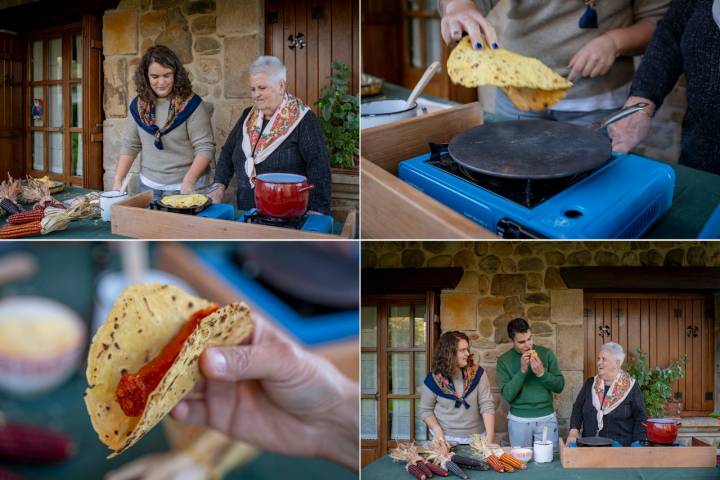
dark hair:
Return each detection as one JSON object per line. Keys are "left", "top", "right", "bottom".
{"left": 431, "top": 331, "right": 473, "bottom": 379}
{"left": 507, "top": 318, "right": 530, "bottom": 340}
{"left": 134, "top": 45, "right": 193, "bottom": 103}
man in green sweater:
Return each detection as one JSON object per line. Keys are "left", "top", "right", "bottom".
{"left": 496, "top": 318, "right": 564, "bottom": 449}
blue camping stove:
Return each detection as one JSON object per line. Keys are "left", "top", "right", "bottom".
{"left": 238, "top": 208, "right": 334, "bottom": 234}
{"left": 397, "top": 144, "right": 675, "bottom": 239}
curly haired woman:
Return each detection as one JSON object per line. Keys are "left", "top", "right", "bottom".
{"left": 112, "top": 45, "right": 215, "bottom": 201}
{"left": 420, "top": 331, "right": 495, "bottom": 454}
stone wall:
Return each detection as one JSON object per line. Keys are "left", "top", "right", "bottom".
{"left": 362, "top": 241, "right": 720, "bottom": 444}
{"left": 101, "top": 0, "right": 263, "bottom": 198}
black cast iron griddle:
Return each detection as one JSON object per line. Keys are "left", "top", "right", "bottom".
{"left": 576, "top": 436, "right": 614, "bottom": 447}
{"left": 447, "top": 103, "right": 650, "bottom": 180}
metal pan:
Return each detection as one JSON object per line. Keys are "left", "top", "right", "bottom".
{"left": 576, "top": 436, "right": 614, "bottom": 447}
{"left": 447, "top": 103, "right": 648, "bottom": 180}
{"left": 152, "top": 194, "right": 211, "bottom": 215}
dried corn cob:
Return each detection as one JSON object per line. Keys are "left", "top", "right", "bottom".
{"left": 440, "top": 459, "right": 467, "bottom": 479}
{"left": 0, "top": 221, "right": 42, "bottom": 238}
{"left": 8, "top": 208, "right": 45, "bottom": 225}
{"left": 0, "top": 198, "right": 21, "bottom": 216}
{"left": 0, "top": 423, "right": 73, "bottom": 463}
{"left": 486, "top": 454, "right": 506, "bottom": 472}
{"left": 407, "top": 463, "right": 427, "bottom": 480}
{"left": 415, "top": 460, "right": 433, "bottom": 477}
{"left": 424, "top": 462, "right": 448, "bottom": 477}
{"left": 499, "top": 452, "right": 527, "bottom": 469}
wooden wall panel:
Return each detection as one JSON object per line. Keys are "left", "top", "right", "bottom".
{"left": 0, "top": 32, "right": 24, "bottom": 179}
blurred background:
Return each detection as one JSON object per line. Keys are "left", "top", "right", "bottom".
{"left": 0, "top": 241, "right": 359, "bottom": 479}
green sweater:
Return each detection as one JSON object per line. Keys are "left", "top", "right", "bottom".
{"left": 496, "top": 345, "right": 565, "bottom": 418}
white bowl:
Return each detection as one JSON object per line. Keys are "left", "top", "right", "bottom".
{"left": 0, "top": 296, "right": 86, "bottom": 395}
{"left": 361, "top": 100, "right": 417, "bottom": 129}
{"left": 510, "top": 447, "right": 533, "bottom": 463}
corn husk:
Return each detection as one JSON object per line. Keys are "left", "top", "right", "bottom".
{"left": 41, "top": 194, "right": 100, "bottom": 234}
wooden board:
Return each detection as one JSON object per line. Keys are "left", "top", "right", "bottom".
{"left": 361, "top": 102, "right": 497, "bottom": 239}
{"left": 110, "top": 191, "right": 353, "bottom": 239}
{"left": 155, "top": 243, "right": 358, "bottom": 383}
{"left": 559, "top": 437, "right": 717, "bottom": 469}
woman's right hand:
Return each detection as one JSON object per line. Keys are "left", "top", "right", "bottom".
{"left": 440, "top": 0, "right": 498, "bottom": 48}
{"left": 112, "top": 178, "right": 123, "bottom": 191}
{"left": 207, "top": 185, "right": 226, "bottom": 204}
{"left": 567, "top": 428, "right": 580, "bottom": 444}
{"left": 607, "top": 96, "right": 655, "bottom": 153}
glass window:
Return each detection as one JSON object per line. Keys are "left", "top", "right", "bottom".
{"left": 32, "top": 132, "right": 44, "bottom": 171}
{"left": 47, "top": 37, "right": 62, "bottom": 80}
{"left": 414, "top": 304, "right": 426, "bottom": 346}
{"left": 71, "top": 35, "right": 82, "bottom": 79}
{"left": 389, "top": 399, "right": 411, "bottom": 440}
{"left": 389, "top": 352, "right": 410, "bottom": 394}
{"left": 361, "top": 399, "right": 378, "bottom": 440}
{"left": 361, "top": 352, "right": 377, "bottom": 395}
{"left": 71, "top": 133, "right": 83, "bottom": 176}
{"left": 31, "top": 86, "right": 43, "bottom": 127}
{"left": 361, "top": 305, "right": 377, "bottom": 348}
{"left": 424, "top": 19, "right": 442, "bottom": 66}
{"left": 71, "top": 84, "right": 82, "bottom": 127}
{"left": 415, "top": 399, "right": 428, "bottom": 441}
{"left": 408, "top": 18, "right": 421, "bottom": 69}
{"left": 48, "top": 85, "right": 62, "bottom": 128}
{"left": 425, "top": 0, "right": 438, "bottom": 11}
{"left": 407, "top": 0, "right": 420, "bottom": 11}
{"left": 414, "top": 352, "right": 426, "bottom": 394}
{"left": 49, "top": 133, "right": 63, "bottom": 174}
{"left": 30, "top": 41, "right": 43, "bottom": 81}
{"left": 389, "top": 305, "right": 411, "bottom": 347}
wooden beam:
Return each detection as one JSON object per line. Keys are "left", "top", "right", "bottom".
{"left": 560, "top": 267, "right": 720, "bottom": 290}
{"left": 362, "top": 267, "right": 463, "bottom": 293}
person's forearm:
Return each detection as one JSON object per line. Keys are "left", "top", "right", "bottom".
{"left": 113, "top": 154, "right": 136, "bottom": 188}
{"left": 423, "top": 415, "right": 445, "bottom": 440}
{"left": 605, "top": 19, "right": 656, "bottom": 57}
{"left": 482, "top": 412, "right": 495, "bottom": 443}
{"left": 183, "top": 154, "right": 211, "bottom": 186}
{"left": 439, "top": 0, "right": 474, "bottom": 16}
{"left": 499, "top": 369, "right": 526, "bottom": 403}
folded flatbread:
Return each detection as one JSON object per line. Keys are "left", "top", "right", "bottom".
{"left": 84, "top": 284, "right": 253, "bottom": 457}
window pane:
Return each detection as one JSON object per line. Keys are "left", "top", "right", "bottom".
{"left": 389, "top": 352, "right": 410, "bottom": 394}
{"left": 49, "top": 133, "right": 63, "bottom": 174}
{"left": 361, "top": 352, "right": 377, "bottom": 395}
{"left": 31, "top": 87, "right": 43, "bottom": 127}
{"left": 414, "top": 352, "right": 426, "bottom": 394}
{"left": 361, "top": 305, "right": 377, "bottom": 348}
{"left": 48, "top": 85, "right": 62, "bottom": 128}
{"left": 71, "top": 84, "right": 82, "bottom": 127}
{"left": 415, "top": 399, "right": 428, "bottom": 441}
{"left": 361, "top": 399, "right": 378, "bottom": 440}
{"left": 47, "top": 37, "right": 62, "bottom": 80}
{"left": 408, "top": 18, "right": 421, "bottom": 69}
{"left": 32, "top": 132, "right": 44, "bottom": 171}
{"left": 389, "top": 399, "right": 411, "bottom": 440}
{"left": 30, "top": 41, "right": 43, "bottom": 81}
{"left": 414, "top": 304, "right": 426, "bottom": 347}
{"left": 425, "top": 18, "right": 442, "bottom": 66}
{"left": 71, "top": 133, "right": 83, "bottom": 176}
{"left": 389, "top": 305, "right": 410, "bottom": 347}
{"left": 71, "top": 35, "right": 82, "bottom": 79}
{"left": 407, "top": 0, "right": 419, "bottom": 11}
{"left": 425, "top": 0, "right": 438, "bottom": 11}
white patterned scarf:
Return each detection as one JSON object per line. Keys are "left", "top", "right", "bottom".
{"left": 241, "top": 93, "right": 310, "bottom": 187}
{"left": 591, "top": 370, "right": 635, "bottom": 434}
{"left": 714, "top": 0, "right": 720, "bottom": 30}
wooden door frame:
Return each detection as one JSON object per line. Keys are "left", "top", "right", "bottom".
{"left": 0, "top": 31, "right": 25, "bottom": 180}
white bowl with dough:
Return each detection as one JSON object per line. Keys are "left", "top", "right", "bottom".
{"left": 0, "top": 296, "right": 86, "bottom": 395}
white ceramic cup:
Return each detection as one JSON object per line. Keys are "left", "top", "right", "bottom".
{"left": 533, "top": 440, "right": 553, "bottom": 463}
{"left": 100, "top": 190, "right": 128, "bottom": 222}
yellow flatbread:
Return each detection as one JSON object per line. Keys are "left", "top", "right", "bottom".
{"left": 502, "top": 86, "right": 569, "bottom": 112}
{"left": 84, "top": 284, "right": 253, "bottom": 457}
{"left": 160, "top": 194, "right": 209, "bottom": 209}
{"left": 447, "top": 37, "right": 572, "bottom": 91}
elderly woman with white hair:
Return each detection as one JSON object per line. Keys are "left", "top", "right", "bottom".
{"left": 567, "top": 342, "right": 648, "bottom": 446}
{"left": 208, "top": 55, "right": 331, "bottom": 213}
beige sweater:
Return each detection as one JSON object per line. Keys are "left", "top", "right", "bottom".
{"left": 475, "top": 0, "right": 670, "bottom": 99}
{"left": 120, "top": 97, "right": 215, "bottom": 185}
{"left": 420, "top": 370, "right": 495, "bottom": 439}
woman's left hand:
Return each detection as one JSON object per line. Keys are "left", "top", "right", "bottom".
{"left": 568, "top": 33, "right": 619, "bottom": 82}
{"left": 180, "top": 181, "right": 195, "bottom": 195}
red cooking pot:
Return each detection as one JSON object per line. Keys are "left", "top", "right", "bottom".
{"left": 642, "top": 418, "right": 682, "bottom": 444}
{"left": 254, "top": 173, "right": 315, "bottom": 219}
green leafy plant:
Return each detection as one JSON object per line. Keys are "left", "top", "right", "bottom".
{"left": 625, "top": 348, "right": 687, "bottom": 418}
{"left": 315, "top": 60, "right": 359, "bottom": 168}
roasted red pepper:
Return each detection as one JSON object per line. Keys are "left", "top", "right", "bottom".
{"left": 116, "top": 305, "right": 219, "bottom": 416}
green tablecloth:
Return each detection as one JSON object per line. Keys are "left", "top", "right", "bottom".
{"left": 0, "top": 186, "right": 126, "bottom": 239}
{"left": 363, "top": 454, "right": 719, "bottom": 480}
{"left": 0, "top": 244, "right": 355, "bottom": 480}
{"left": 366, "top": 83, "right": 720, "bottom": 239}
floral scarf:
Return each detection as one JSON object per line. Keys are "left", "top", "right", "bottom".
{"left": 591, "top": 369, "right": 635, "bottom": 434}
{"left": 130, "top": 94, "right": 202, "bottom": 150}
{"left": 241, "top": 93, "right": 310, "bottom": 187}
{"left": 714, "top": 0, "right": 720, "bottom": 30}
{"left": 580, "top": 0, "right": 598, "bottom": 29}
{"left": 423, "top": 364, "right": 484, "bottom": 409}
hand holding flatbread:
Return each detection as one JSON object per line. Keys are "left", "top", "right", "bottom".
{"left": 447, "top": 37, "right": 572, "bottom": 111}
{"left": 84, "top": 284, "right": 253, "bottom": 457}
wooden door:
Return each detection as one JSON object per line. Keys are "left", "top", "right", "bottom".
{"left": 584, "top": 293, "right": 715, "bottom": 415}
{"left": 361, "top": 294, "right": 438, "bottom": 467}
{"left": 0, "top": 32, "right": 25, "bottom": 180}
{"left": 265, "top": 0, "right": 359, "bottom": 112}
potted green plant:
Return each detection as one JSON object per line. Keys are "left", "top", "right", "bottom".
{"left": 625, "top": 348, "right": 687, "bottom": 418}
{"left": 665, "top": 391, "right": 683, "bottom": 418}
{"left": 315, "top": 59, "right": 359, "bottom": 224}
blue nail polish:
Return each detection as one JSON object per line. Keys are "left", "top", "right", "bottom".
{"left": 492, "top": 42, "right": 499, "bottom": 49}
{"left": 475, "top": 42, "right": 483, "bottom": 49}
